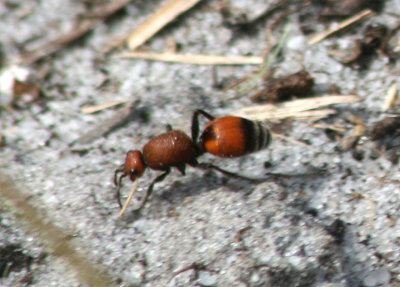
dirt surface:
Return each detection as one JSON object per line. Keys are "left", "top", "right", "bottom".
{"left": 1, "top": 0, "right": 400, "bottom": 286}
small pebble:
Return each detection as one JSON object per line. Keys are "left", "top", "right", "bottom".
{"left": 198, "top": 271, "right": 218, "bottom": 287}
{"left": 363, "top": 268, "right": 390, "bottom": 287}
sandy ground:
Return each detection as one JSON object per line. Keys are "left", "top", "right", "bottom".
{"left": 1, "top": 0, "right": 400, "bottom": 286}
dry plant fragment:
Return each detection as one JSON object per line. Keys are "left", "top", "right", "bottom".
{"left": 368, "top": 117, "right": 400, "bottom": 163}
{"left": 319, "top": 0, "right": 384, "bottom": 19}
{"left": 369, "top": 117, "right": 400, "bottom": 141}
{"left": 81, "top": 100, "right": 128, "bottom": 114}
{"left": 326, "top": 219, "right": 346, "bottom": 245}
{"left": 71, "top": 99, "right": 139, "bottom": 145}
{"left": 234, "top": 226, "right": 252, "bottom": 242}
{"left": 115, "top": 52, "right": 263, "bottom": 65}
{"left": 127, "top": 0, "right": 202, "bottom": 51}
{"left": 251, "top": 70, "right": 314, "bottom": 103}
{"left": 340, "top": 135, "right": 360, "bottom": 151}
{"left": 0, "top": 65, "right": 42, "bottom": 108}
{"left": 0, "top": 173, "right": 114, "bottom": 287}
{"left": 234, "top": 95, "right": 361, "bottom": 121}
{"left": 348, "top": 114, "right": 364, "bottom": 125}
{"left": 353, "top": 124, "right": 367, "bottom": 137}
{"left": 311, "top": 124, "right": 348, "bottom": 133}
{"left": 343, "top": 23, "right": 389, "bottom": 69}
{"left": 168, "top": 262, "right": 208, "bottom": 284}
{"left": 308, "top": 9, "right": 374, "bottom": 45}
{"left": 12, "top": 80, "right": 42, "bottom": 108}
{"left": 220, "top": 0, "right": 293, "bottom": 30}
{"left": 232, "top": 21, "right": 292, "bottom": 95}
{"left": 19, "top": 0, "right": 131, "bottom": 65}
{"left": 272, "top": 133, "right": 320, "bottom": 152}
{"left": 382, "top": 83, "right": 398, "bottom": 111}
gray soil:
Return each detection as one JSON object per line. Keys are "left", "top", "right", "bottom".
{"left": 1, "top": 0, "right": 400, "bottom": 286}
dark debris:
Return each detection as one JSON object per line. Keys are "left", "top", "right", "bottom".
{"left": 251, "top": 70, "right": 314, "bottom": 103}
{"left": 343, "top": 23, "right": 390, "bottom": 69}
{"left": 0, "top": 244, "right": 34, "bottom": 278}
{"left": 319, "top": 0, "right": 385, "bottom": 19}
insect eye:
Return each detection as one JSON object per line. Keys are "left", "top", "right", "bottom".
{"left": 130, "top": 169, "right": 139, "bottom": 176}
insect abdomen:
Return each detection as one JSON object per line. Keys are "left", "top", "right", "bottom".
{"left": 199, "top": 116, "right": 271, "bottom": 158}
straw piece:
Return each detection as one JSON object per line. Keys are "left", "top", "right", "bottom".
{"left": 382, "top": 83, "right": 398, "bottom": 111}
{"left": 115, "top": 51, "right": 263, "bottom": 65}
{"left": 311, "top": 123, "right": 348, "bottom": 133}
{"left": 72, "top": 99, "right": 138, "bottom": 146}
{"left": 272, "top": 133, "right": 321, "bottom": 152}
{"left": 237, "top": 109, "right": 337, "bottom": 122}
{"left": 81, "top": 100, "right": 128, "bottom": 114}
{"left": 233, "top": 95, "right": 361, "bottom": 121}
{"left": 118, "top": 178, "right": 139, "bottom": 218}
{"left": 127, "top": 0, "right": 202, "bottom": 50}
{"left": 308, "top": 9, "right": 373, "bottom": 45}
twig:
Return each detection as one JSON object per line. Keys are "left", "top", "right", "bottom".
{"left": 235, "top": 21, "right": 292, "bottom": 94}
{"left": 71, "top": 99, "right": 138, "bottom": 146}
{"left": 18, "top": 0, "right": 132, "bottom": 65}
{"left": 233, "top": 95, "right": 361, "bottom": 121}
{"left": 0, "top": 172, "right": 114, "bottom": 287}
{"left": 115, "top": 52, "right": 263, "bottom": 65}
{"left": 127, "top": 0, "right": 202, "bottom": 51}
{"left": 308, "top": 9, "right": 374, "bottom": 45}
{"left": 272, "top": 133, "right": 321, "bottom": 152}
{"left": 167, "top": 262, "right": 208, "bottom": 284}
{"left": 311, "top": 123, "right": 348, "bottom": 133}
{"left": 81, "top": 100, "right": 128, "bottom": 114}
{"left": 382, "top": 83, "right": 398, "bottom": 111}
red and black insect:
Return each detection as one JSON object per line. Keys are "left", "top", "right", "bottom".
{"left": 114, "top": 109, "right": 271, "bottom": 217}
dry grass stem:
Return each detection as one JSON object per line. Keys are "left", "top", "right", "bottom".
{"left": 116, "top": 51, "right": 263, "bottom": 65}
{"left": 81, "top": 100, "right": 128, "bottom": 114}
{"left": 0, "top": 173, "right": 114, "bottom": 287}
{"left": 238, "top": 109, "right": 337, "bottom": 121}
{"left": 72, "top": 99, "right": 138, "bottom": 145}
{"left": 233, "top": 95, "right": 361, "bottom": 121}
{"left": 311, "top": 123, "right": 348, "bottom": 133}
{"left": 19, "top": 0, "right": 131, "bottom": 65}
{"left": 127, "top": 0, "right": 202, "bottom": 50}
{"left": 235, "top": 21, "right": 292, "bottom": 94}
{"left": 272, "top": 133, "right": 320, "bottom": 152}
{"left": 382, "top": 83, "right": 398, "bottom": 111}
{"left": 308, "top": 9, "right": 374, "bottom": 45}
